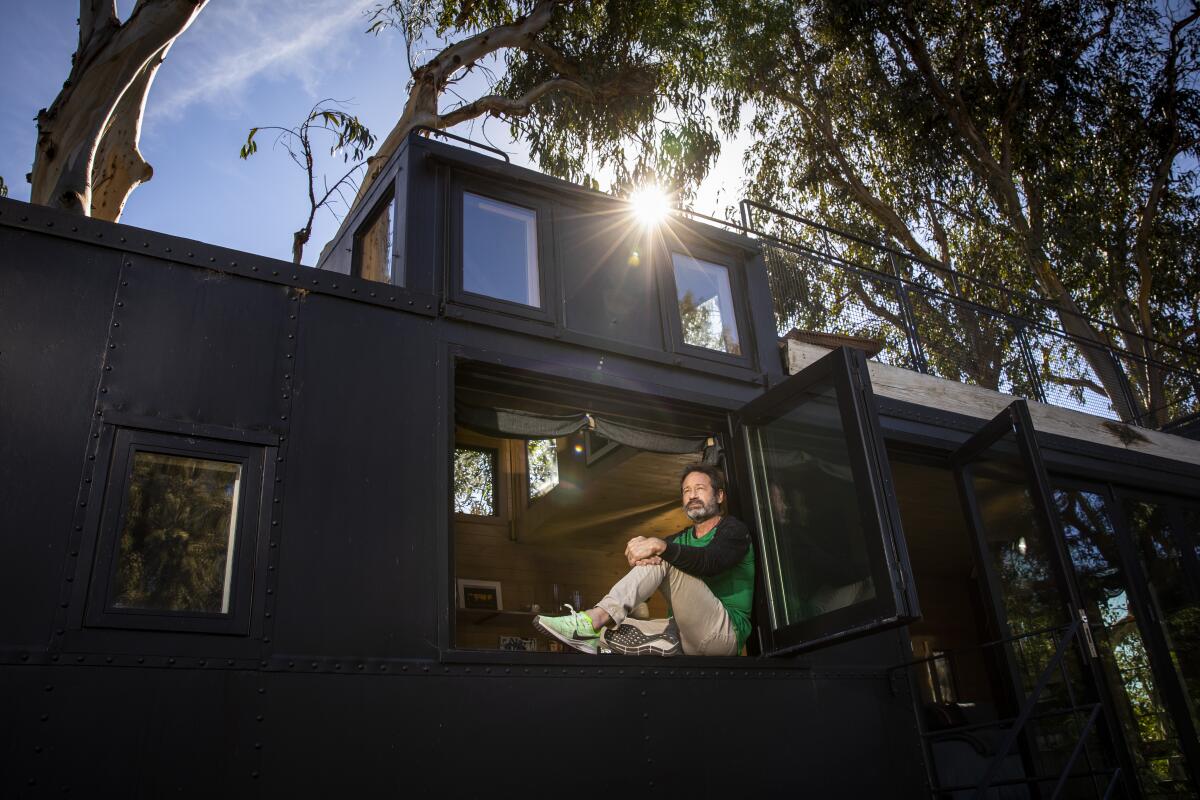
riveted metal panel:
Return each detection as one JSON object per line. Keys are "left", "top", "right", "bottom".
{"left": 0, "top": 228, "right": 121, "bottom": 647}
{"left": 99, "top": 255, "right": 293, "bottom": 433}
{"left": 270, "top": 292, "right": 439, "bottom": 658}
{"left": 11, "top": 665, "right": 258, "bottom": 798}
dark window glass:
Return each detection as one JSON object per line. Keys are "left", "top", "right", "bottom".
{"left": 355, "top": 191, "right": 394, "bottom": 283}
{"left": 748, "top": 384, "right": 875, "bottom": 629}
{"left": 454, "top": 447, "right": 497, "bottom": 515}
{"left": 112, "top": 452, "right": 243, "bottom": 614}
{"left": 1128, "top": 500, "right": 1200, "bottom": 739}
{"left": 462, "top": 192, "right": 539, "bottom": 307}
{"left": 672, "top": 253, "right": 741, "bottom": 356}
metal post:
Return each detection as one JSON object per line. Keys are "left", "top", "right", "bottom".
{"left": 1015, "top": 323, "right": 1047, "bottom": 404}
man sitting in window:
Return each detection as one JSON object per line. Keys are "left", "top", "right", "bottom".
{"left": 534, "top": 464, "right": 755, "bottom": 657}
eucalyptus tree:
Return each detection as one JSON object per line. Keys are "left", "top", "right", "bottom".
{"left": 713, "top": 0, "right": 1200, "bottom": 425}
{"left": 330, "top": 0, "right": 721, "bottom": 250}
{"left": 30, "top": 0, "right": 207, "bottom": 220}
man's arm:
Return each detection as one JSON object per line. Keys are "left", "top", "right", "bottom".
{"left": 661, "top": 519, "right": 752, "bottom": 577}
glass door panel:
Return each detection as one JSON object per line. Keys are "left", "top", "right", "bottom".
{"left": 1126, "top": 500, "right": 1200, "bottom": 738}
{"left": 1056, "top": 488, "right": 1190, "bottom": 797}
{"left": 736, "top": 346, "right": 918, "bottom": 655}
{"left": 953, "top": 403, "right": 1120, "bottom": 796}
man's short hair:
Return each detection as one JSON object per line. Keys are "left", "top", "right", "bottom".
{"left": 679, "top": 463, "right": 726, "bottom": 495}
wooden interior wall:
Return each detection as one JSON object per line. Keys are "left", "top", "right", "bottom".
{"left": 453, "top": 430, "right": 691, "bottom": 651}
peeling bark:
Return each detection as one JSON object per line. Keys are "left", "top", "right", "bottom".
{"left": 30, "top": 0, "right": 206, "bottom": 220}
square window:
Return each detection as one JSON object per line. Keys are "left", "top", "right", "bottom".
{"left": 84, "top": 427, "right": 269, "bottom": 635}
{"left": 672, "top": 252, "right": 742, "bottom": 356}
{"left": 454, "top": 446, "right": 497, "bottom": 515}
{"left": 462, "top": 192, "right": 540, "bottom": 307}
{"left": 354, "top": 189, "right": 395, "bottom": 284}
{"left": 112, "top": 452, "right": 243, "bottom": 614}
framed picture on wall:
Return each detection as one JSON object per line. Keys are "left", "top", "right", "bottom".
{"left": 457, "top": 579, "right": 503, "bottom": 610}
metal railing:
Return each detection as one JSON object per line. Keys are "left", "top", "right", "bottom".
{"left": 890, "top": 621, "right": 1124, "bottom": 799}
{"left": 730, "top": 201, "right": 1200, "bottom": 430}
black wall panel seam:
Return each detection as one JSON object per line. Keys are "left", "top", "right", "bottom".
{"left": 50, "top": 256, "right": 128, "bottom": 654}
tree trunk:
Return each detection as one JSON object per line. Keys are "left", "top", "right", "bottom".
{"left": 29, "top": 0, "right": 206, "bottom": 219}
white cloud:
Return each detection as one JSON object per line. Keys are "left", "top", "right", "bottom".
{"left": 148, "top": 0, "right": 368, "bottom": 122}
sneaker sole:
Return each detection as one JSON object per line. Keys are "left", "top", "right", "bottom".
{"left": 602, "top": 624, "right": 681, "bottom": 657}
{"left": 532, "top": 616, "right": 600, "bottom": 655}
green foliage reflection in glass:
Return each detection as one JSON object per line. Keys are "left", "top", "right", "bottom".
{"left": 1056, "top": 489, "right": 1187, "bottom": 794}
{"left": 454, "top": 447, "right": 496, "bottom": 515}
{"left": 672, "top": 253, "right": 741, "bottom": 356}
{"left": 113, "top": 452, "right": 242, "bottom": 614}
{"left": 527, "top": 439, "right": 559, "bottom": 500}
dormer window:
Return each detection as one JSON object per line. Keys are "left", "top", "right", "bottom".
{"left": 463, "top": 192, "right": 540, "bottom": 307}
{"left": 354, "top": 187, "right": 398, "bottom": 284}
{"left": 672, "top": 252, "right": 742, "bottom": 356}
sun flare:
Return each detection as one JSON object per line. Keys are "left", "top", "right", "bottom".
{"left": 629, "top": 186, "right": 671, "bottom": 227}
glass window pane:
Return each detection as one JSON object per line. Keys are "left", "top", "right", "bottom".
{"left": 112, "top": 452, "right": 242, "bottom": 614}
{"left": 747, "top": 384, "right": 875, "bottom": 630}
{"left": 462, "top": 192, "right": 539, "bottom": 307}
{"left": 1128, "top": 500, "right": 1200, "bottom": 738}
{"left": 672, "top": 253, "right": 741, "bottom": 356}
{"left": 1056, "top": 489, "right": 1189, "bottom": 796}
{"left": 527, "top": 439, "right": 559, "bottom": 500}
{"left": 454, "top": 447, "right": 496, "bottom": 515}
{"left": 357, "top": 195, "right": 393, "bottom": 283}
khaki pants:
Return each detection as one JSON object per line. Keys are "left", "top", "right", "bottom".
{"left": 595, "top": 563, "right": 738, "bottom": 656}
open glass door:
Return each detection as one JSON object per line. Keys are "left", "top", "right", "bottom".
{"left": 952, "top": 400, "right": 1128, "bottom": 796}
{"left": 734, "top": 346, "right": 919, "bottom": 656}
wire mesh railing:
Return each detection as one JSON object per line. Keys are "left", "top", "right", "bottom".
{"left": 733, "top": 202, "right": 1200, "bottom": 430}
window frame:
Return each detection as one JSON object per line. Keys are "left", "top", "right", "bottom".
{"left": 733, "top": 346, "right": 919, "bottom": 656}
{"left": 660, "top": 239, "right": 753, "bottom": 369}
{"left": 448, "top": 176, "right": 557, "bottom": 324}
{"left": 352, "top": 183, "right": 400, "bottom": 286}
{"left": 83, "top": 426, "right": 269, "bottom": 636}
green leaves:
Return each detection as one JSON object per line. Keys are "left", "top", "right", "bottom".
{"left": 238, "top": 128, "right": 259, "bottom": 160}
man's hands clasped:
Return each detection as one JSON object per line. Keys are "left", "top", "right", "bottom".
{"left": 625, "top": 535, "right": 667, "bottom": 567}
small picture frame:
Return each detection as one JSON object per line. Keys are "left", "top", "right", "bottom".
{"left": 457, "top": 579, "right": 503, "bottom": 611}
{"left": 499, "top": 635, "right": 536, "bottom": 652}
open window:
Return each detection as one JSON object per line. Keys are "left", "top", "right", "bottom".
{"left": 734, "top": 346, "right": 919, "bottom": 655}
{"left": 450, "top": 365, "right": 719, "bottom": 653}
{"left": 84, "top": 427, "right": 268, "bottom": 635}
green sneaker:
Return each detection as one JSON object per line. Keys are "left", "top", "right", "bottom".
{"left": 533, "top": 605, "right": 603, "bottom": 654}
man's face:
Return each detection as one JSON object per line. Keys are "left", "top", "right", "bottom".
{"left": 681, "top": 471, "right": 723, "bottom": 522}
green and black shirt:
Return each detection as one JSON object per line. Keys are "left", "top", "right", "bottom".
{"left": 661, "top": 516, "right": 756, "bottom": 651}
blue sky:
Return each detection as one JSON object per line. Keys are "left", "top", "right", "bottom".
{"left": 0, "top": 1, "right": 747, "bottom": 265}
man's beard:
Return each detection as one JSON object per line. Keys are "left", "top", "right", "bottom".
{"left": 685, "top": 498, "right": 718, "bottom": 522}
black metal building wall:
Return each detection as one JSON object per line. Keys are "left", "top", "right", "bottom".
{"left": 0, "top": 199, "right": 926, "bottom": 797}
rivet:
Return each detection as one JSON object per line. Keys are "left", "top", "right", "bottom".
{"left": 257, "top": 688, "right": 265, "bottom": 694}
{"left": 116, "top": 301, "right": 124, "bottom": 307}
{"left": 104, "top": 365, "right": 111, "bottom": 371}
{"left": 187, "top": 252, "right": 194, "bottom": 258}
{"left": 168, "top": 658, "right": 175, "bottom": 665}
{"left": 108, "top": 343, "right": 115, "bottom": 349}
{"left": 264, "top": 612, "right": 271, "bottom": 618}
{"left": 311, "top": 280, "right": 318, "bottom": 286}
{"left": 199, "top": 660, "right": 207, "bottom": 667}
{"left": 165, "top": 247, "right": 172, "bottom": 254}
{"left": 291, "top": 274, "right": 298, "bottom": 280}
{"left": 142, "top": 242, "right": 148, "bottom": 247}
{"left": 256, "top": 715, "right": 264, "bottom": 721}
{"left": 137, "top": 657, "right": 144, "bottom": 663}
{"left": 231, "top": 262, "right": 238, "bottom": 267}
{"left": 251, "top": 771, "right": 259, "bottom": 779}
{"left": 105, "top": 656, "right": 113, "bottom": 663}
{"left": 370, "top": 292, "right": 377, "bottom": 297}
{"left": 351, "top": 288, "right": 358, "bottom": 293}
{"left": 251, "top": 265, "right": 258, "bottom": 271}
{"left": 356, "top": 664, "right": 363, "bottom": 671}
{"left": 408, "top": 300, "right": 413, "bottom": 305}
{"left": 332, "top": 283, "right": 338, "bottom": 289}
{"left": 226, "top": 659, "right": 234, "bottom": 666}
{"left": 272, "top": 270, "right": 279, "bottom": 276}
